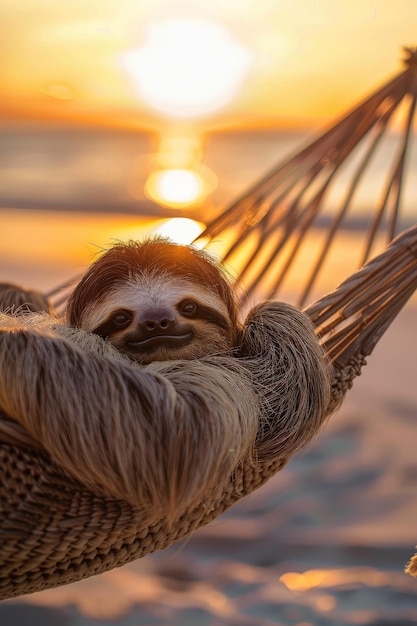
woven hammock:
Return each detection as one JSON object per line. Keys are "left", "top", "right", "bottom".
{"left": 1, "top": 49, "right": 417, "bottom": 600}
{"left": 196, "top": 46, "right": 417, "bottom": 309}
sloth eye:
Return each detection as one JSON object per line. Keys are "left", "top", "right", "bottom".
{"left": 111, "top": 309, "right": 133, "bottom": 328}
{"left": 180, "top": 300, "right": 198, "bottom": 317}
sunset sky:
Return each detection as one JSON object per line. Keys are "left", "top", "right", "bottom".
{"left": 2, "top": 0, "right": 417, "bottom": 129}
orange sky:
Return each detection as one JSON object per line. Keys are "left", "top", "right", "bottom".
{"left": 2, "top": 0, "right": 417, "bottom": 130}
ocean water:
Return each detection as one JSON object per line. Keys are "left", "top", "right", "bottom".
{"left": 0, "top": 124, "right": 416, "bottom": 221}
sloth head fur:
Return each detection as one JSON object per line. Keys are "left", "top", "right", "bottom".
{"left": 66, "top": 237, "right": 240, "bottom": 364}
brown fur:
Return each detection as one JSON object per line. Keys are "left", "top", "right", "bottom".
{"left": 405, "top": 551, "right": 417, "bottom": 576}
{"left": 0, "top": 282, "right": 54, "bottom": 315}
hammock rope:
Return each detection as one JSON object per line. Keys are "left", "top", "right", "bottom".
{"left": 195, "top": 46, "right": 417, "bottom": 309}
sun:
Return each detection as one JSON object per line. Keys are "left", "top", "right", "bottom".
{"left": 154, "top": 217, "right": 205, "bottom": 245}
{"left": 145, "top": 168, "right": 206, "bottom": 208}
{"left": 121, "top": 17, "right": 252, "bottom": 118}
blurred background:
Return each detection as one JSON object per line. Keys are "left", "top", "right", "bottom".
{"left": 1, "top": 1, "right": 417, "bottom": 624}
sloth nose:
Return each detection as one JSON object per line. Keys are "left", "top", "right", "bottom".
{"left": 138, "top": 309, "right": 176, "bottom": 336}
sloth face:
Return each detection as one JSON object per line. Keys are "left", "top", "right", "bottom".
{"left": 66, "top": 237, "right": 240, "bottom": 364}
{"left": 77, "top": 272, "right": 234, "bottom": 363}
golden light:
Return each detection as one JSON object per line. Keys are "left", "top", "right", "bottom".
{"left": 145, "top": 168, "right": 209, "bottom": 208}
{"left": 279, "top": 567, "right": 393, "bottom": 591}
{"left": 121, "top": 17, "right": 252, "bottom": 118}
{"left": 157, "top": 135, "right": 203, "bottom": 169}
{"left": 39, "top": 81, "right": 76, "bottom": 101}
{"left": 154, "top": 217, "right": 205, "bottom": 244}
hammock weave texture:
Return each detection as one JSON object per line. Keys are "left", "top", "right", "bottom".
{"left": 1, "top": 49, "right": 417, "bottom": 599}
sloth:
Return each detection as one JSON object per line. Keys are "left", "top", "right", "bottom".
{"left": 0, "top": 237, "right": 331, "bottom": 518}
{"left": 65, "top": 237, "right": 241, "bottom": 364}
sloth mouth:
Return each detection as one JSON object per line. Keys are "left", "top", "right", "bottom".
{"left": 126, "top": 332, "right": 193, "bottom": 352}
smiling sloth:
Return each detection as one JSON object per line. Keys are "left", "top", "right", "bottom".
{"left": 65, "top": 237, "right": 240, "bottom": 363}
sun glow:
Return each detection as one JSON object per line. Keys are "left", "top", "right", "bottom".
{"left": 122, "top": 17, "right": 252, "bottom": 118}
{"left": 145, "top": 167, "right": 212, "bottom": 208}
{"left": 154, "top": 217, "right": 205, "bottom": 244}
